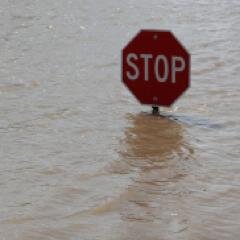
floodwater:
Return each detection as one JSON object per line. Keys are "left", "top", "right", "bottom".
{"left": 0, "top": 0, "right": 240, "bottom": 239}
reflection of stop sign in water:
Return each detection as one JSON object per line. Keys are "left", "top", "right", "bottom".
{"left": 122, "top": 30, "right": 190, "bottom": 106}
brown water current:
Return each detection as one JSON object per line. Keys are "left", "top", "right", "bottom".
{"left": 0, "top": 0, "right": 240, "bottom": 239}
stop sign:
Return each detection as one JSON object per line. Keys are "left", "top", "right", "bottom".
{"left": 122, "top": 30, "right": 190, "bottom": 106}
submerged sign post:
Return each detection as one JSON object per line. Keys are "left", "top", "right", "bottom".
{"left": 122, "top": 30, "right": 190, "bottom": 108}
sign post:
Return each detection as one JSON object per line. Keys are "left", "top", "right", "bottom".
{"left": 122, "top": 30, "right": 190, "bottom": 113}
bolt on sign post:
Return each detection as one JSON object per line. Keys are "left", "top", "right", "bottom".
{"left": 122, "top": 30, "right": 190, "bottom": 108}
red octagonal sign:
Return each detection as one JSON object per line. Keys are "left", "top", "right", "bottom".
{"left": 122, "top": 30, "right": 190, "bottom": 107}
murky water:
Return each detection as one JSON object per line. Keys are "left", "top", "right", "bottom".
{"left": 0, "top": 0, "right": 240, "bottom": 239}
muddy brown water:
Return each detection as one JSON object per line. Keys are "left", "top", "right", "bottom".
{"left": 0, "top": 0, "right": 240, "bottom": 239}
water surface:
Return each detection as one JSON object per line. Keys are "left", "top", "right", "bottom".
{"left": 0, "top": 0, "right": 240, "bottom": 239}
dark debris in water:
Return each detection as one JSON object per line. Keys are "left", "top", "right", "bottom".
{"left": 172, "top": 115, "right": 224, "bottom": 130}
{"left": 138, "top": 110, "right": 224, "bottom": 130}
